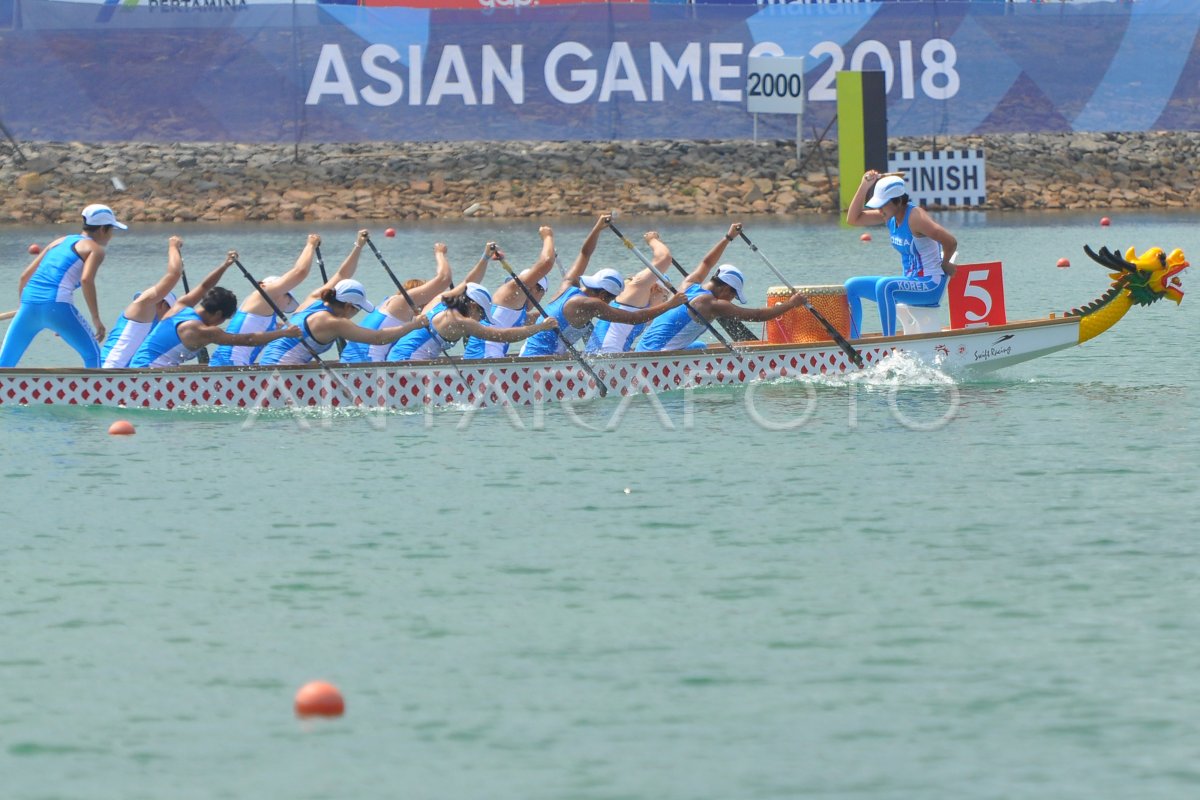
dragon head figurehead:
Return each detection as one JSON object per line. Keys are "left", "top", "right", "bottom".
{"left": 1067, "top": 245, "right": 1188, "bottom": 343}
{"left": 1121, "top": 246, "right": 1188, "bottom": 305}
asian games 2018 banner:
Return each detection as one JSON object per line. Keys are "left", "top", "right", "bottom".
{"left": 0, "top": 0, "right": 1196, "bottom": 143}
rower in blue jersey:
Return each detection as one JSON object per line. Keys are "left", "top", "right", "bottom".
{"left": 1, "top": 203, "right": 126, "bottom": 368}
{"left": 464, "top": 225, "right": 557, "bottom": 359}
{"left": 208, "top": 232, "right": 318, "bottom": 366}
{"left": 101, "top": 236, "right": 186, "bottom": 368}
{"left": 586, "top": 229, "right": 673, "bottom": 354}
{"left": 342, "top": 239, "right": 490, "bottom": 363}
{"left": 519, "top": 214, "right": 685, "bottom": 358}
{"left": 388, "top": 282, "right": 555, "bottom": 361}
{"left": 635, "top": 223, "right": 808, "bottom": 352}
{"left": 101, "top": 239, "right": 238, "bottom": 369}
{"left": 129, "top": 285, "right": 301, "bottom": 368}
{"left": 843, "top": 171, "right": 959, "bottom": 338}
{"left": 259, "top": 279, "right": 427, "bottom": 366}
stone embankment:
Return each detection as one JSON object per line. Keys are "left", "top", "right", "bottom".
{"left": 2, "top": 131, "right": 1197, "bottom": 225}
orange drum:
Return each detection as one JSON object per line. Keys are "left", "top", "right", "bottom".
{"left": 765, "top": 284, "right": 851, "bottom": 344}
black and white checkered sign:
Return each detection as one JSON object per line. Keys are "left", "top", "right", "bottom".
{"left": 888, "top": 149, "right": 987, "bottom": 208}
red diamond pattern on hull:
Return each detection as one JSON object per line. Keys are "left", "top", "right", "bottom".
{"left": 0, "top": 326, "right": 1074, "bottom": 411}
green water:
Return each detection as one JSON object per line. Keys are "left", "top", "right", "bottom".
{"left": 2, "top": 212, "right": 1198, "bottom": 800}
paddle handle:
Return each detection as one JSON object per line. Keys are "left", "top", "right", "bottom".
{"left": 0, "top": 310, "right": 16, "bottom": 323}
{"left": 364, "top": 236, "right": 420, "bottom": 316}
{"left": 315, "top": 244, "right": 329, "bottom": 283}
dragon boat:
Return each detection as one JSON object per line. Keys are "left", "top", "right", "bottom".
{"left": 0, "top": 244, "right": 1187, "bottom": 412}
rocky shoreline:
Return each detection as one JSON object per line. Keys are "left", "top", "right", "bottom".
{"left": 2, "top": 131, "right": 1197, "bottom": 225}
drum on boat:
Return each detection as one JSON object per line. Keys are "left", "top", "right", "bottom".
{"left": 764, "top": 284, "right": 851, "bottom": 344}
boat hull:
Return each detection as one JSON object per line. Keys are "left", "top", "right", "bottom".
{"left": 0, "top": 317, "right": 1080, "bottom": 411}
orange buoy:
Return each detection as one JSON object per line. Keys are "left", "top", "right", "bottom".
{"left": 28, "top": 243, "right": 41, "bottom": 255}
{"left": 384, "top": 228, "right": 396, "bottom": 238}
{"left": 1100, "top": 216, "right": 1111, "bottom": 227}
{"left": 859, "top": 233, "right": 872, "bottom": 242}
{"left": 1056, "top": 257, "right": 1071, "bottom": 268}
{"left": 108, "top": 420, "right": 136, "bottom": 435}
{"left": 295, "top": 681, "right": 344, "bottom": 718}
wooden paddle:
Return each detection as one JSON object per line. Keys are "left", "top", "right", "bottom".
{"left": 0, "top": 310, "right": 15, "bottom": 324}
{"left": 606, "top": 221, "right": 745, "bottom": 361}
{"left": 492, "top": 245, "right": 608, "bottom": 398}
{"left": 736, "top": 230, "right": 865, "bottom": 368}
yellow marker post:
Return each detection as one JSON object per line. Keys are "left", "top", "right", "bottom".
{"left": 836, "top": 70, "right": 888, "bottom": 215}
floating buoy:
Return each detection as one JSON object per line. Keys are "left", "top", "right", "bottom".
{"left": 623, "top": 487, "right": 631, "bottom": 494}
{"left": 108, "top": 420, "right": 136, "bottom": 435}
{"left": 1100, "top": 216, "right": 1111, "bottom": 227}
{"left": 1056, "top": 258, "right": 1071, "bottom": 268}
{"left": 859, "top": 233, "right": 872, "bottom": 242}
{"left": 28, "top": 243, "right": 41, "bottom": 255}
{"left": 384, "top": 228, "right": 396, "bottom": 238}
{"left": 295, "top": 681, "right": 344, "bottom": 718}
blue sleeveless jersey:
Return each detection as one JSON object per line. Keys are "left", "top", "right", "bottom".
{"left": 130, "top": 308, "right": 203, "bottom": 368}
{"left": 100, "top": 313, "right": 155, "bottom": 368}
{"left": 209, "top": 310, "right": 278, "bottom": 366}
{"left": 22, "top": 235, "right": 88, "bottom": 304}
{"left": 387, "top": 303, "right": 449, "bottom": 361}
{"left": 463, "top": 304, "right": 527, "bottom": 359}
{"left": 340, "top": 306, "right": 390, "bottom": 363}
{"left": 259, "top": 303, "right": 332, "bottom": 366}
{"left": 586, "top": 301, "right": 648, "bottom": 354}
{"left": 889, "top": 203, "right": 944, "bottom": 279}
{"left": 521, "top": 287, "right": 589, "bottom": 357}
{"left": 635, "top": 286, "right": 711, "bottom": 351}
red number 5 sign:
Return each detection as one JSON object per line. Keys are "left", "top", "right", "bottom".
{"left": 948, "top": 262, "right": 1006, "bottom": 329}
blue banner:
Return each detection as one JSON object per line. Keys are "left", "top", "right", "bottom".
{"left": 0, "top": 0, "right": 1196, "bottom": 143}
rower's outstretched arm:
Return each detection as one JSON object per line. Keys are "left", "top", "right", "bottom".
{"left": 454, "top": 316, "right": 557, "bottom": 344}
{"left": 520, "top": 226, "right": 557, "bottom": 285}
{"left": 564, "top": 213, "right": 611, "bottom": 285}
{"left": 685, "top": 222, "right": 741, "bottom": 287}
{"left": 326, "top": 314, "right": 427, "bottom": 345}
{"left": 145, "top": 236, "right": 185, "bottom": 301}
{"left": 198, "top": 323, "right": 301, "bottom": 348}
{"left": 273, "top": 233, "right": 319, "bottom": 293}
{"left": 128, "top": 236, "right": 185, "bottom": 318}
{"left": 460, "top": 242, "right": 494, "bottom": 287}
{"left": 178, "top": 251, "right": 237, "bottom": 308}
{"left": 323, "top": 229, "right": 368, "bottom": 291}
{"left": 705, "top": 291, "right": 807, "bottom": 322}
{"left": 405, "top": 242, "right": 453, "bottom": 309}
{"left": 645, "top": 230, "right": 672, "bottom": 273}
{"left": 590, "top": 293, "right": 686, "bottom": 324}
